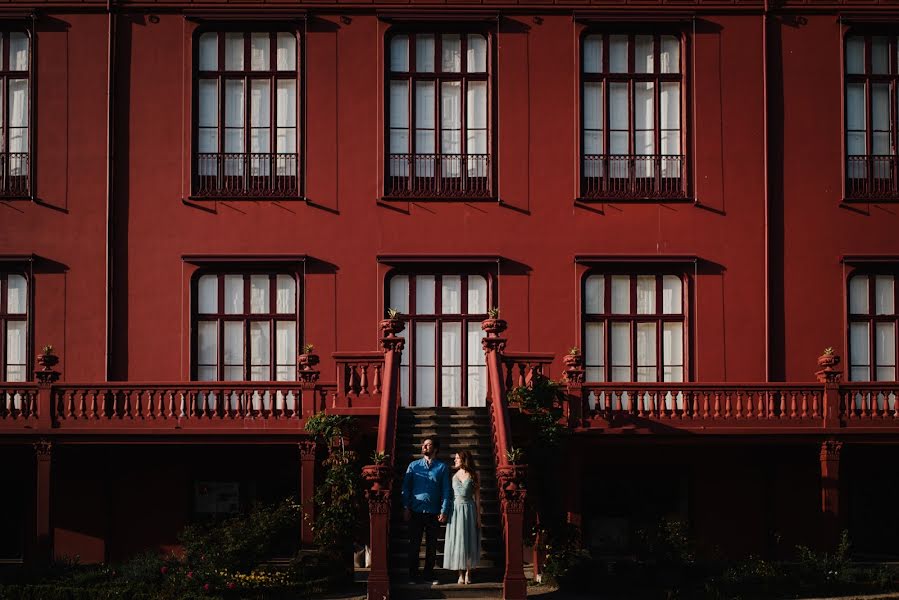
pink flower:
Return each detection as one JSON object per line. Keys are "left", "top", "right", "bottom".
{"left": 160, "top": 566, "right": 169, "bottom": 575}
{"left": 227, "top": 582, "right": 236, "bottom": 590}
{"left": 187, "top": 571, "right": 194, "bottom": 579}
{"left": 203, "top": 583, "right": 211, "bottom": 592}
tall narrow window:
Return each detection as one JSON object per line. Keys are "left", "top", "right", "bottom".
{"left": 581, "top": 33, "right": 685, "bottom": 200}
{"left": 0, "top": 32, "right": 30, "bottom": 198}
{"left": 387, "top": 273, "right": 489, "bottom": 407}
{"left": 845, "top": 35, "right": 899, "bottom": 200}
{"left": 1, "top": 273, "right": 27, "bottom": 382}
{"left": 385, "top": 31, "right": 492, "bottom": 199}
{"left": 583, "top": 273, "right": 686, "bottom": 382}
{"left": 848, "top": 273, "right": 898, "bottom": 381}
{"left": 194, "top": 30, "right": 300, "bottom": 198}
{"left": 194, "top": 272, "right": 298, "bottom": 381}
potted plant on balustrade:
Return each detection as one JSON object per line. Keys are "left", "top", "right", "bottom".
{"left": 298, "top": 343, "right": 319, "bottom": 371}
{"left": 563, "top": 347, "right": 583, "bottom": 370}
{"left": 362, "top": 450, "right": 393, "bottom": 489}
{"left": 304, "top": 412, "right": 357, "bottom": 452}
{"left": 482, "top": 306, "right": 507, "bottom": 335}
{"left": 380, "top": 307, "right": 405, "bottom": 337}
{"left": 37, "top": 344, "right": 59, "bottom": 371}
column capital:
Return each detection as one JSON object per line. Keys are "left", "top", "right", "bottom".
{"left": 497, "top": 464, "right": 527, "bottom": 514}
{"left": 298, "top": 440, "right": 317, "bottom": 460}
{"left": 820, "top": 438, "right": 843, "bottom": 462}
{"left": 380, "top": 335, "right": 405, "bottom": 354}
{"left": 33, "top": 438, "right": 53, "bottom": 458}
{"left": 481, "top": 336, "right": 507, "bottom": 355}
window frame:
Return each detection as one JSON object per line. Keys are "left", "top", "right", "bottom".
{"left": 191, "top": 25, "right": 303, "bottom": 200}
{"left": 385, "top": 268, "right": 493, "bottom": 407}
{"left": 847, "top": 269, "right": 899, "bottom": 382}
{"left": 581, "top": 269, "right": 690, "bottom": 383}
{"left": 0, "top": 27, "right": 33, "bottom": 200}
{"left": 0, "top": 271, "right": 30, "bottom": 383}
{"left": 383, "top": 25, "right": 496, "bottom": 200}
{"left": 190, "top": 269, "right": 301, "bottom": 382}
{"left": 579, "top": 27, "right": 690, "bottom": 202}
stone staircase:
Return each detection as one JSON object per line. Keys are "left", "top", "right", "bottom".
{"left": 389, "top": 407, "right": 504, "bottom": 598}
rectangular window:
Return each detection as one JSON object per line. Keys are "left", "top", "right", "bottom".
{"left": 194, "top": 272, "right": 298, "bottom": 381}
{"left": 583, "top": 273, "right": 686, "bottom": 382}
{"left": 0, "top": 32, "right": 30, "bottom": 198}
{"left": 387, "top": 272, "right": 489, "bottom": 407}
{"left": 848, "top": 273, "right": 898, "bottom": 381}
{"left": 581, "top": 33, "right": 686, "bottom": 200}
{"left": 385, "top": 31, "right": 492, "bottom": 199}
{"left": 194, "top": 30, "right": 300, "bottom": 198}
{"left": 1, "top": 273, "right": 28, "bottom": 382}
{"left": 845, "top": 34, "right": 899, "bottom": 200}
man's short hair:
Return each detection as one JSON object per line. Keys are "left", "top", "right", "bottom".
{"left": 424, "top": 436, "right": 441, "bottom": 451}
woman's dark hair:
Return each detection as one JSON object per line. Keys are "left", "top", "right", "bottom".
{"left": 456, "top": 450, "right": 479, "bottom": 491}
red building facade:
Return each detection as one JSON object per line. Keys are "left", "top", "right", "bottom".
{"left": 2, "top": 0, "right": 899, "bottom": 594}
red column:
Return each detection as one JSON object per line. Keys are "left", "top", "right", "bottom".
{"left": 298, "top": 441, "right": 317, "bottom": 547}
{"left": 33, "top": 439, "right": 53, "bottom": 567}
{"left": 497, "top": 465, "right": 528, "bottom": 600}
{"left": 815, "top": 349, "right": 843, "bottom": 429}
{"left": 363, "top": 466, "right": 392, "bottom": 600}
{"left": 820, "top": 439, "right": 843, "bottom": 547}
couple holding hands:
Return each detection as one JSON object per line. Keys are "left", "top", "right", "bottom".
{"left": 402, "top": 437, "right": 481, "bottom": 585}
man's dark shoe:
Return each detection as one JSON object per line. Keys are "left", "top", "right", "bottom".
{"left": 422, "top": 571, "right": 438, "bottom": 585}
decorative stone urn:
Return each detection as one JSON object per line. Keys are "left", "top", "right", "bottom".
{"left": 297, "top": 352, "right": 320, "bottom": 371}
{"left": 37, "top": 348, "right": 59, "bottom": 371}
{"left": 816, "top": 348, "right": 842, "bottom": 383}
{"left": 379, "top": 318, "right": 405, "bottom": 337}
{"left": 481, "top": 318, "right": 508, "bottom": 337}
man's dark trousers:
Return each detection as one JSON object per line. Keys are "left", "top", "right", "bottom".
{"left": 408, "top": 511, "right": 440, "bottom": 577}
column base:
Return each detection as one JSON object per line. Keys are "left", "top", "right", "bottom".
{"left": 503, "top": 574, "right": 528, "bottom": 600}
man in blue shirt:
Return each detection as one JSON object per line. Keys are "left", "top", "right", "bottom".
{"left": 402, "top": 436, "right": 451, "bottom": 584}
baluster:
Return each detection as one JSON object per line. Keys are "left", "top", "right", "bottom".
{"left": 758, "top": 391, "right": 766, "bottom": 418}
{"left": 189, "top": 390, "right": 198, "bottom": 418}
{"left": 517, "top": 362, "right": 526, "bottom": 388}
{"left": 123, "top": 389, "right": 133, "bottom": 419}
{"left": 892, "top": 391, "right": 899, "bottom": 419}
{"left": 702, "top": 391, "right": 710, "bottom": 418}
{"left": 736, "top": 391, "right": 743, "bottom": 418}
{"left": 724, "top": 391, "right": 732, "bottom": 418}
{"left": 811, "top": 392, "right": 820, "bottom": 418}
{"left": 373, "top": 363, "right": 382, "bottom": 394}
{"left": 76, "top": 389, "right": 87, "bottom": 419}
{"left": 800, "top": 391, "right": 808, "bottom": 418}
{"left": 713, "top": 391, "right": 721, "bottom": 418}
{"left": 767, "top": 391, "right": 775, "bottom": 419}
{"left": 360, "top": 364, "right": 369, "bottom": 396}
{"left": 790, "top": 391, "right": 798, "bottom": 419}
{"left": 604, "top": 389, "right": 612, "bottom": 417}
{"left": 683, "top": 391, "right": 692, "bottom": 419}
{"left": 634, "top": 389, "right": 644, "bottom": 417}
{"left": 66, "top": 389, "right": 75, "bottom": 419}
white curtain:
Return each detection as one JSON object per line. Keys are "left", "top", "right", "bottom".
{"left": 250, "top": 275, "right": 269, "bottom": 313}
{"left": 390, "top": 36, "right": 409, "bottom": 72}
{"left": 398, "top": 328, "right": 410, "bottom": 406}
{"left": 662, "top": 276, "right": 682, "bottom": 314}
{"left": 660, "top": 36, "right": 679, "bottom": 74}
{"left": 609, "top": 82, "right": 629, "bottom": 176}
{"left": 442, "top": 34, "right": 461, "bottom": 73}
{"left": 198, "top": 275, "right": 218, "bottom": 314}
{"left": 583, "top": 82, "right": 603, "bottom": 177}
{"left": 5, "top": 321, "right": 26, "bottom": 382}
{"left": 876, "top": 322, "right": 896, "bottom": 381}
{"left": 636, "top": 276, "right": 655, "bottom": 314}
{"left": 251, "top": 33, "right": 270, "bottom": 71}
{"left": 850, "top": 322, "right": 870, "bottom": 381}
{"left": 584, "top": 322, "right": 604, "bottom": 382}
{"left": 585, "top": 274, "right": 604, "bottom": 314}
{"left": 611, "top": 322, "right": 631, "bottom": 381}
{"left": 441, "top": 81, "right": 462, "bottom": 176}
{"left": 636, "top": 322, "right": 657, "bottom": 382}
{"left": 389, "top": 81, "right": 410, "bottom": 175}
{"left": 250, "top": 322, "right": 270, "bottom": 380}
{"left": 199, "top": 33, "right": 218, "bottom": 70}
{"left": 846, "top": 37, "right": 864, "bottom": 74}
{"left": 416, "top": 35, "right": 435, "bottom": 72}
{"left": 276, "top": 321, "right": 296, "bottom": 381}
{"left": 7, "top": 274, "right": 26, "bottom": 314}
{"left": 467, "top": 81, "right": 488, "bottom": 176}
{"left": 441, "top": 322, "right": 461, "bottom": 406}
{"left": 849, "top": 276, "right": 869, "bottom": 314}
{"left": 635, "top": 82, "right": 655, "bottom": 176}
{"left": 467, "top": 322, "right": 486, "bottom": 406}
{"left": 197, "top": 321, "right": 218, "bottom": 381}
{"left": 467, "top": 275, "right": 487, "bottom": 313}
{"left": 224, "top": 79, "right": 245, "bottom": 176}
{"left": 415, "top": 276, "right": 436, "bottom": 314}
{"left": 276, "top": 80, "right": 297, "bottom": 174}
{"left": 197, "top": 80, "right": 218, "bottom": 176}
{"left": 441, "top": 276, "right": 461, "bottom": 314}
{"left": 277, "top": 33, "right": 297, "bottom": 71}
{"left": 9, "top": 33, "right": 28, "bottom": 72}
{"left": 389, "top": 275, "right": 410, "bottom": 314}
{"left": 876, "top": 276, "right": 894, "bottom": 315}
{"left": 467, "top": 34, "right": 487, "bottom": 73}
{"left": 224, "top": 321, "right": 244, "bottom": 380}
{"left": 609, "top": 35, "right": 628, "bottom": 73}
{"left": 225, "top": 33, "right": 243, "bottom": 70}
{"left": 415, "top": 322, "right": 436, "bottom": 406}
{"left": 663, "top": 322, "right": 684, "bottom": 382}
{"left": 583, "top": 35, "right": 602, "bottom": 74}
{"left": 415, "top": 81, "right": 436, "bottom": 175}
{"left": 8, "top": 79, "right": 28, "bottom": 154}
{"left": 846, "top": 83, "right": 867, "bottom": 176}
{"left": 661, "top": 82, "right": 681, "bottom": 173}
{"left": 635, "top": 35, "right": 654, "bottom": 73}
{"left": 224, "top": 274, "right": 243, "bottom": 314}
{"left": 276, "top": 275, "right": 296, "bottom": 314}
{"left": 872, "top": 36, "right": 889, "bottom": 74}
{"left": 611, "top": 275, "right": 630, "bottom": 314}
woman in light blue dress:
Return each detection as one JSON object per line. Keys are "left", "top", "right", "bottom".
{"left": 443, "top": 450, "right": 481, "bottom": 584}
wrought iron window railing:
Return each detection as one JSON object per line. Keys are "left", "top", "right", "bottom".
{"left": 386, "top": 153, "right": 491, "bottom": 199}
{"left": 846, "top": 155, "right": 899, "bottom": 200}
{"left": 582, "top": 154, "right": 685, "bottom": 201}
{"left": 194, "top": 153, "right": 299, "bottom": 198}
{"left": 0, "top": 152, "right": 29, "bottom": 197}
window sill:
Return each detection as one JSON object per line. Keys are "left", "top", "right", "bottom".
{"left": 842, "top": 196, "right": 899, "bottom": 204}
{"left": 379, "top": 195, "right": 497, "bottom": 203}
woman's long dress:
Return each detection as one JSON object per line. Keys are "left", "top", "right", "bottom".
{"left": 442, "top": 476, "right": 481, "bottom": 570}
